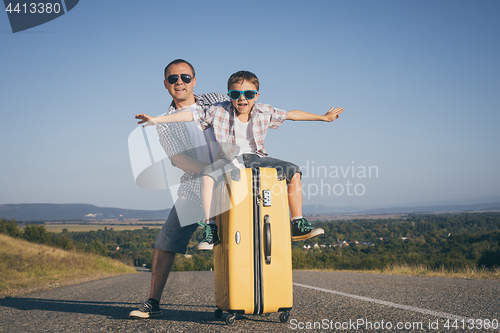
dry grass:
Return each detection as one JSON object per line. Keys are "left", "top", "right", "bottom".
{"left": 304, "top": 264, "right": 500, "bottom": 280}
{"left": 0, "top": 234, "right": 136, "bottom": 297}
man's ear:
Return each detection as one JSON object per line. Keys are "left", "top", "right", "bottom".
{"left": 192, "top": 77, "right": 197, "bottom": 88}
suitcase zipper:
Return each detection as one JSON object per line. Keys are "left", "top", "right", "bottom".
{"left": 252, "top": 167, "right": 264, "bottom": 315}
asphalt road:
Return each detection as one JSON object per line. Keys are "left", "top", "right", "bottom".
{"left": 0, "top": 271, "right": 498, "bottom": 332}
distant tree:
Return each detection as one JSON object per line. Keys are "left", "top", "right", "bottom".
{"left": 192, "top": 254, "right": 213, "bottom": 271}
{"left": 477, "top": 250, "right": 500, "bottom": 269}
{"left": 85, "top": 240, "right": 108, "bottom": 256}
{"left": 23, "top": 224, "right": 53, "bottom": 245}
{"left": 0, "top": 218, "right": 21, "bottom": 238}
{"left": 56, "top": 236, "right": 75, "bottom": 251}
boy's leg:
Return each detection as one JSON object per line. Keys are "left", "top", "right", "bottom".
{"left": 244, "top": 154, "right": 324, "bottom": 241}
{"left": 287, "top": 172, "right": 325, "bottom": 241}
{"left": 196, "top": 159, "right": 234, "bottom": 250}
{"left": 197, "top": 174, "right": 219, "bottom": 250}
{"left": 202, "top": 175, "right": 216, "bottom": 222}
{"left": 288, "top": 172, "right": 303, "bottom": 218}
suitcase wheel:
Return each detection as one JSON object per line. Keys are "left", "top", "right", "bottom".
{"left": 225, "top": 314, "right": 236, "bottom": 325}
{"left": 279, "top": 311, "right": 290, "bottom": 323}
{"left": 214, "top": 309, "right": 223, "bottom": 319}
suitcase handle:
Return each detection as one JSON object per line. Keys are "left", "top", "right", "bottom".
{"left": 264, "top": 215, "right": 271, "bottom": 264}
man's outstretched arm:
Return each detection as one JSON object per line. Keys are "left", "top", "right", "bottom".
{"left": 135, "top": 110, "right": 194, "bottom": 127}
{"left": 286, "top": 107, "right": 344, "bottom": 122}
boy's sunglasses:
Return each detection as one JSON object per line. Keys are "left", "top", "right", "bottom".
{"left": 228, "top": 90, "right": 258, "bottom": 100}
{"left": 166, "top": 74, "right": 193, "bottom": 84}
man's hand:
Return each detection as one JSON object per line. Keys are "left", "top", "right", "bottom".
{"left": 324, "top": 107, "right": 344, "bottom": 122}
{"left": 135, "top": 113, "right": 156, "bottom": 127}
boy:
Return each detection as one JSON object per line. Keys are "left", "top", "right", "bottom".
{"left": 136, "top": 70, "right": 343, "bottom": 250}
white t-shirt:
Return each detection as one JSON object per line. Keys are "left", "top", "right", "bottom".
{"left": 234, "top": 116, "right": 257, "bottom": 155}
{"left": 182, "top": 103, "right": 218, "bottom": 163}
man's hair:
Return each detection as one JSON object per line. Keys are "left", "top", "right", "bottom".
{"left": 164, "top": 59, "right": 196, "bottom": 78}
{"left": 227, "top": 70, "right": 259, "bottom": 91}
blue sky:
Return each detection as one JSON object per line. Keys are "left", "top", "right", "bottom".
{"left": 1, "top": 1, "right": 499, "bottom": 211}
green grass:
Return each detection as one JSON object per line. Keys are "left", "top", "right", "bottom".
{"left": 0, "top": 233, "right": 137, "bottom": 297}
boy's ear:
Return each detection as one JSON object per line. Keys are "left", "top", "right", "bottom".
{"left": 254, "top": 92, "right": 260, "bottom": 102}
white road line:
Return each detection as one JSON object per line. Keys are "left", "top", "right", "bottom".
{"left": 293, "top": 283, "right": 473, "bottom": 321}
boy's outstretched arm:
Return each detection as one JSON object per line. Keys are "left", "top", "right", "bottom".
{"left": 135, "top": 110, "right": 194, "bottom": 127}
{"left": 286, "top": 107, "right": 344, "bottom": 122}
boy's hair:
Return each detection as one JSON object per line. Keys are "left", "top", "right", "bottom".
{"left": 227, "top": 70, "right": 259, "bottom": 91}
{"left": 164, "top": 59, "right": 196, "bottom": 78}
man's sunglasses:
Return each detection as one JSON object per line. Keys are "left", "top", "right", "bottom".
{"left": 228, "top": 90, "right": 258, "bottom": 100}
{"left": 166, "top": 74, "right": 193, "bottom": 84}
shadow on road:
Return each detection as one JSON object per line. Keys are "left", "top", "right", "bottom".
{"left": 0, "top": 297, "right": 219, "bottom": 323}
{"left": 1, "top": 297, "right": 284, "bottom": 326}
{"left": 1, "top": 297, "right": 140, "bottom": 319}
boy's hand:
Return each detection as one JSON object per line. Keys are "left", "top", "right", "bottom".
{"left": 135, "top": 113, "right": 156, "bottom": 127}
{"left": 324, "top": 107, "right": 344, "bottom": 122}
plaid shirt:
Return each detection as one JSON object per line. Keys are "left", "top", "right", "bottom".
{"left": 157, "top": 93, "right": 228, "bottom": 207}
{"left": 192, "top": 101, "right": 288, "bottom": 164}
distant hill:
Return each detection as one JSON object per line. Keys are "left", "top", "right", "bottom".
{"left": 360, "top": 202, "right": 500, "bottom": 214}
{"left": 2, "top": 201, "right": 500, "bottom": 222}
{"left": 0, "top": 204, "right": 170, "bottom": 221}
{"left": 302, "top": 204, "right": 343, "bottom": 214}
{"left": 304, "top": 202, "right": 500, "bottom": 215}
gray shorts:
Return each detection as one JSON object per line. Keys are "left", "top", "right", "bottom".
{"left": 154, "top": 198, "right": 203, "bottom": 254}
{"left": 201, "top": 154, "right": 302, "bottom": 185}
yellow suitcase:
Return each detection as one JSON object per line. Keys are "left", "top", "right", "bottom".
{"left": 213, "top": 167, "right": 293, "bottom": 324}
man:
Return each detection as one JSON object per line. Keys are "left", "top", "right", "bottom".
{"left": 129, "top": 59, "right": 228, "bottom": 319}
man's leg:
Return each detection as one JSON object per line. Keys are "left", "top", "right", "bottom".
{"left": 149, "top": 248, "right": 176, "bottom": 301}
{"left": 130, "top": 198, "right": 201, "bottom": 319}
{"left": 129, "top": 249, "right": 175, "bottom": 319}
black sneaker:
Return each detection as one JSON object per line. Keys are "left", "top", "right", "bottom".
{"left": 129, "top": 299, "right": 161, "bottom": 319}
{"left": 197, "top": 222, "right": 220, "bottom": 250}
{"left": 291, "top": 218, "right": 324, "bottom": 241}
